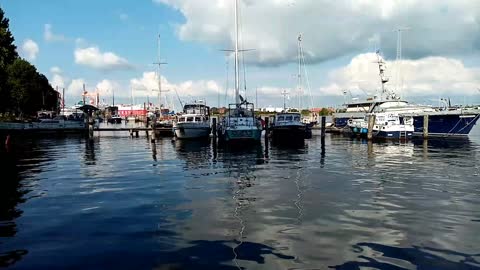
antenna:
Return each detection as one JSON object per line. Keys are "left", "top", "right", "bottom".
{"left": 281, "top": 89, "right": 289, "bottom": 110}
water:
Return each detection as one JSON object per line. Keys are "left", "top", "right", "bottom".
{"left": 1, "top": 126, "right": 480, "bottom": 269}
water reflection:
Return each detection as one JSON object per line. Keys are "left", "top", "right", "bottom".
{"left": 0, "top": 145, "right": 30, "bottom": 267}
{"left": 153, "top": 240, "right": 294, "bottom": 270}
{"left": 330, "top": 242, "right": 480, "bottom": 270}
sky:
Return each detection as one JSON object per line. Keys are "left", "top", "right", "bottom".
{"left": 2, "top": 0, "right": 480, "bottom": 109}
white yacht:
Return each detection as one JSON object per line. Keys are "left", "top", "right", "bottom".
{"left": 173, "top": 100, "right": 211, "bottom": 139}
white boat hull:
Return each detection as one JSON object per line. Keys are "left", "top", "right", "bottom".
{"left": 174, "top": 123, "right": 211, "bottom": 139}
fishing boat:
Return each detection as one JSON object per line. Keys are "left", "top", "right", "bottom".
{"left": 217, "top": 0, "right": 262, "bottom": 143}
{"left": 334, "top": 51, "right": 480, "bottom": 137}
{"left": 173, "top": 100, "right": 211, "bottom": 139}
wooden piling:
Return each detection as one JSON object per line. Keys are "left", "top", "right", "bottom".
{"left": 321, "top": 116, "right": 326, "bottom": 138}
{"left": 212, "top": 117, "right": 217, "bottom": 139}
{"left": 423, "top": 115, "right": 429, "bottom": 139}
{"left": 135, "top": 130, "right": 139, "bottom": 138}
{"left": 151, "top": 126, "right": 156, "bottom": 143}
{"left": 367, "top": 114, "right": 376, "bottom": 140}
{"left": 264, "top": 117, "right": 269, "bottom": 142}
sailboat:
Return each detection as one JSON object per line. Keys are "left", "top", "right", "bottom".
{"left": 217, "top": 0, "right": 262, "bottom": 142}
{"left": 152, "top": 34, "right": 174, "bottom": 136}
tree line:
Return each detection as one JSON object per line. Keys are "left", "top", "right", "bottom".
{"left": 0, "top": 8, "right": 58, "bottom": 119}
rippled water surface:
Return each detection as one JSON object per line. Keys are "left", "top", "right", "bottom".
{"left": 1, "top": 126, "right": 480, "bottom": 269}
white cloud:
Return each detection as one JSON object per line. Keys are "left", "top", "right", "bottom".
{"left": 319, "top": 53, "right": 480, "bottom": 96}
{"left": 130, "top": 71, "right": 222, "bottom": 98}
{"left": 20, "top": 39, "right": 39, "bottom": 61}
{"left": 155, "top": 0, "right": 480, "bottom": 66}
{"left": 50, "top": 66, "right": 62, "bottom": 74}
{"left": 95, "top": 79, "right": 119, "bottom": 96}
{"left": 49, "top": 66, "right": 66, "bottom": 89}
{"left": 67, "top": 78, "right": 86, "bottom": 97}
{"left": 44, "top": 24, "right": 66, "bottom": 42}
{"left": 119, "top": 13, "right": 129, "bottom": 21}
{"left": 74, "top": 46, "right": 132, "bottom": 71}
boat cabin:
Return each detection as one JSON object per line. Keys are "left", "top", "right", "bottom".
{"left": 274, "top": 112, "right": 303, "bottom": 126}
{"left": 177, "top": 115, "right": 208, "bottom": 123}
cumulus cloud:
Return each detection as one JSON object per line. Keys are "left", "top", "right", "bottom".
{"left": 44, "top": 24, "right": 67, "bottom": 42}
{"left": 155, "top": 0, "right": 480, "bottom": 66}
{"left": 67, "top": 78, "right": 86, "bottom": 97}
{"left": 20, "top": 39, "right": 39, "bottom": 61}
{"left": 319, "top": 53, "right": 480, "bottom": 96}
{"left": 49, "top": 66, "right": 66, "bottom": 88}
{"left": 74, "top": 46, "right": 133, "bottom": 71}
{"left": 130, "top": 71, "right": 222, "bottom": 98}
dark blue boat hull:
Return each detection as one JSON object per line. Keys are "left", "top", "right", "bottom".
{"left": 336, "top": 113, "right": 479, "bottom": 136}
{"left": 413, "top": 114, "right": 479, "bottom": 136}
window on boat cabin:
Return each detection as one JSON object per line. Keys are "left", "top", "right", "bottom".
{"left": 277, "top": 116, "right": 285, "bottom": 121}
{"left": 179, "top": 117, "right": 186, "bottom": 122}
{"left": 195, "top": 117, "right": 201, "bottom": 122}
{"left": 294, "top": 116, "right": 300, "bottom": 121}
{"left": 285, "top": 116, "right": 293, "bottom": 121}
{"left": 187, "top": 117, "right": 194, "bottom": 122}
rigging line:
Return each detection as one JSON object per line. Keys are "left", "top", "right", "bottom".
{"left": 300, "top": 42, "right": 314, "bottom": 109}
{"left": 447, "top": 113, "right": 480, "bottom": 136}
{"left": 225, "top": 55, "right": 230, "bottom": 107}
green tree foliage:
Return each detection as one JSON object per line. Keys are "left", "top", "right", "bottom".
{"left": 7, "top": 59, "right": 58, "bottom": 115}
{"left": 0, "top": 8, "right": 17, "bottom": 68}
{"left": 0, "top": 8, "right": 19, "bottom": 113}
{"left": 0, "top": 8, "right": 57, "bottom": 117}
{"left": 301, "top": 109, "right": 311, "bottom": 116}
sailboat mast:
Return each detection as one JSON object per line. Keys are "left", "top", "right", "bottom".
{"left": 234, "top": 0, "right": 240, "bottom": 104}
{"left": 157, "top": 34, "right": 162, "bottom": 113}
{"left": 297, "top": 34, "right": 302, "bottom": 109}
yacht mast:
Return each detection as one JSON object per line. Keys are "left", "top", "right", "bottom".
{"left": 234, "top": 0, "right": 240, "bottom": 104}
{"left": 297, "top": 34, "right": 303, "bottom": 109}
{"left": 153, "top": 34, "right": 168, "bottom": 114}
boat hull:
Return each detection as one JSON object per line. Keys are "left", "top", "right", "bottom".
{"left": 412, "top": 113, "right": 480, "bottom": 137}
{"left": 339, "top": 112, "right": 480, "bottom": 137}
{"left": 219, "top": 128, "right": 262, "bottom": 142}
{"left": 174, "top": 123, "right": 211, "bottom": 139}
{"left": 271, "top": 125, "right": 307, "bottom": 141}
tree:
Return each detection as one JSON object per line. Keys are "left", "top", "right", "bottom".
{"left": 0, "top": 8, "right": 17, "bottom": 69}
{"left": 0, "top": 7, "right": 18, "bottom": 113}
{"left": 7, "top": 59, "right": 57, "bottom": 116}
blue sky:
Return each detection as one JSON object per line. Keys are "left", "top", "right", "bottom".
{"left": 2, "top": 0, "right": 479, "bottom": 108}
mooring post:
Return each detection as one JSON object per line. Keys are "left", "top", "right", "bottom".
{"left": 321, "top": 116, "right": 326, "bottom": 138}
{"left": 135, "top": 130, "right": 139, "bottom": 138}
{"left": 367, "top": 114, "right": 376, "bottom": 140}
{"left": 151, "top": 125, "right": 156, "bottom": 143}
{"left": 87, "top": 112, "right": 94, "bottom": 140}
{"left": 212, "top": 117, "right": 217, "bottom": 139}
{"left": 264, "top": 117, "right": 269, "bottom": 143}
{"left": 423, "top": 114, "right": 429, "bottom": 139}
{"left": 129, "top": 129, "right": 133, "bottom": 137}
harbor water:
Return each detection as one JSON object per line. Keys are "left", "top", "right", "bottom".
{"left": 1, "top": 125, "right": 479, "bottom": 269}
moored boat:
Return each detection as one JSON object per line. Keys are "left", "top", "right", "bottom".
{"left": 271, "top": 111, "right": 308, "bottom": 142}
{"left": 174, "top": 100, "right": 211, "bottom": 139}
{"left": 217, "top": 0, "right": 262, "bottom": 143}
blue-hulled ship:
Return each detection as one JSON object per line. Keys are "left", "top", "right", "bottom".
{"left": 333, "top": 51, "right": 480, "bottom": 137}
